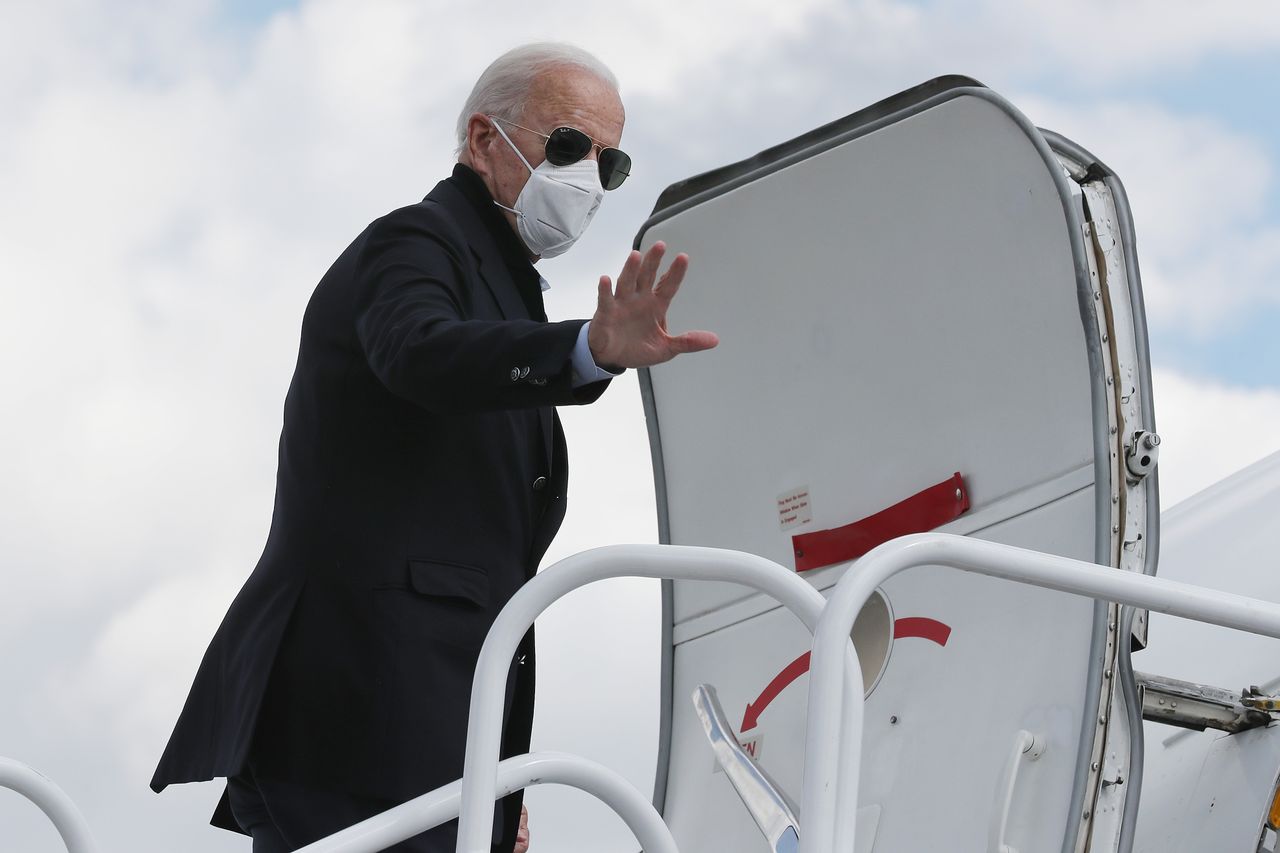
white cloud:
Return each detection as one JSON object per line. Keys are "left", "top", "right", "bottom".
{"left": 42, "top": 566, "right": 246, "bottom": 779}
{"left": 877, "top": 0, "right": 1280, "bottom": 85}
{"left": 992, "top": 0, "right": 1280, "bottom": 79}
{"left": 1015, "top": 96, "right": 1280, "bottom": 334}
{"left": 1151, "top": 367, "right": 1280, "bottom": 507}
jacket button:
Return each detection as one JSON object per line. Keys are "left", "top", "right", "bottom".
{"left": 532, "top": 476, "right": 548, "bottom": 492}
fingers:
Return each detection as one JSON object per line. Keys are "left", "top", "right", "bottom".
{"left": 614, "top": 248, "right": 644, "bottom": 296}
{"left": 612, "top": 242, "right": 691, "bottom": 302}
{"left": 617, "top": 242, "right": 670, "bottom": 297}
{"left": 634, "top": 241, "right": 666, "bottom": 295}
{"left": 652, "top": 252, "right": 689, "bottom": 303}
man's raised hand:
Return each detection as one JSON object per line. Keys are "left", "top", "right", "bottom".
{"left": 587, "top": 241, "right": 719, "bottom": 370}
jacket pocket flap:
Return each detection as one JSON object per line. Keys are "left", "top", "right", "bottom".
{"left": 407, "top": 559, "right": 489, "bottom": 607}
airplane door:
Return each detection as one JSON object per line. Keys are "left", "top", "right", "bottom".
{"left": 638, "top": 77, "right": 1156, "bottom": 853}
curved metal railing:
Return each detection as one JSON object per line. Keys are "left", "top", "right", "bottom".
{"left": 453, "top": 543, "right": 856, "bottom": 853}
{"left": 15, "top": 535, "right": 1280, "bottom": 853}
{"left": 0, "top": 756, "right": 99, "bottom": 853}
{"left": 295, "top": 751, "right": 677, "bottom": 853}
{"left": 798, "top": 532, "right": 1280, "bottom": 853}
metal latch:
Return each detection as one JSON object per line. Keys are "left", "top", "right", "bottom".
{"left": 1137, "top": 672, "right": 1278, "bottom": 733}
{"left": 1125, "top": 431, "right": 1160, "bottom": 480}
{"left": 1240, "top": 685, "right": 1280, "bottom": 713}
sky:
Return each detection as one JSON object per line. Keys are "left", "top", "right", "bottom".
{"left": 1, "top": 1, "right": 1278, "bottom": 851}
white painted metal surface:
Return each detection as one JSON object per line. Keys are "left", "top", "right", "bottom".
{"left": 1133, "top": 450, "right": 1280, "bottom": 853}
{"left": 453, "top": 543, "right": 855, "bottom": 853}
{"left": 0, "top": 757, "right": 98, "bottom": 853}
{"left": 294, "top": 752, "right": 677, "bottom": 853}
{"left": 801, "top": 532, "right": 1280, "bottom": 853}
{"left": 1135, "top": 726, "right": 1280, "bottom": 853}
{"left": 662, "top": 490, "right": 1102, "bottom": 853}
{"left": 643, "top": 89, "right": 1096, "bottom": 611}
{"left": 639, "top": 80, "right": 1148, "bottom": 853}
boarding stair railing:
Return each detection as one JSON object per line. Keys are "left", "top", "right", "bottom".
{"left": 0, "top": 756, "right": 99, "bottom": 853}
{"left": 797, "top": 532, "right": 1280, "bottom": 853}
{"left": 297, "top": 543, "right": 859, "bottom": 853}
{"left": 12, "top": 536, "right": 1280, "bottom": 853}
{"left": 426, "top": 534, "right": 1280, "bottom": 853}
{"left": 1, "top": 544, "right": 842, "bottom": 853}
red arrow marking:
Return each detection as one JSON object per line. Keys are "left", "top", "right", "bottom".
{"left": 741, "top": 652, "right": 810, "bottom": 732}
{"left": 893, "top": 617, "right": 952, "bottom": 646}
{"left": 739, "top": 617, "right": 952, "bottom": 732}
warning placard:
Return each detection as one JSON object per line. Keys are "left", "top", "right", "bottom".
{"left": 777, "top": 486, "right": 812, "bottom": 530}
{"left": 712, "top": 735, "right": 763, "bottom": 774}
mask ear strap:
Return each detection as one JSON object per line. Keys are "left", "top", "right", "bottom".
{"left": 489, "top": 117, "right": 535, "bottom": 174}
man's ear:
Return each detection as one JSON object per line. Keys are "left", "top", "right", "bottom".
{"left": 463, "top": 113, "right": 498, "bottom": 174}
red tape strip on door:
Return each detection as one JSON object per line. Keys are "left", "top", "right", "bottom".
{"left": 791, "top": 472, "right": 969, "bottom": 572}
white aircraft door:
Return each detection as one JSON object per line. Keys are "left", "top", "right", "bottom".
{"left": 638, "top": 77, "right": 1157, "bottom": 853}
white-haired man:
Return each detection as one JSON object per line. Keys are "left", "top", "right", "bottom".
{"left": 151, "top": 43, "right": 716, "bottom": 852}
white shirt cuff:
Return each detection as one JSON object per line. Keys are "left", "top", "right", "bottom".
{"left": 570, "top": 322, "right": 622, "bottom": 387}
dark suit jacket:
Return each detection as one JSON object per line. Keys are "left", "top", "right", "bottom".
{"left": 151, "top": 164, "right": 610, "bottom": 851}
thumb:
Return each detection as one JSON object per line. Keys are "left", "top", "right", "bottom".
{"left": 670, "top": 329, "right": 720, "bottom": 354}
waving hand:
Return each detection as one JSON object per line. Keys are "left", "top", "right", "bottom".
{"left": 587, "top": 241, "right": 719, "bottom": 370}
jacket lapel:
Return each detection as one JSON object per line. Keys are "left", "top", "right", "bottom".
{"left": 428, "top": 181, "right": 527, "bottom": 321}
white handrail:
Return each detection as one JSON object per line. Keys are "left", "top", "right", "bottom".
{"left": 0, "top": 757, "right": 99, "bottom": 853}
{"left": 455, "top": 543, "right": 859, "bottom": 853}
{"left": 297, "top": 752, "right": 677, "bottom": 853}
{"left": 798, "top": 532, "right": 1280, "bottom": 853}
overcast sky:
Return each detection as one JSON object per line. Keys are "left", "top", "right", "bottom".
{"left": 2, "top": 1, "right": 1278, "bottom": 851}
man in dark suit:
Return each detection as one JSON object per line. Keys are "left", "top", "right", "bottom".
{"left": 150, "top": 43, "right": 716, "bottom": 852}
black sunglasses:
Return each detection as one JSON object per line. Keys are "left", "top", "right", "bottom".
{"left": 491, "top": 116, "right": 631, "bottom": 190}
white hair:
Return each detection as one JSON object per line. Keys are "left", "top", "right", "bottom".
{"left": 455, "top": 43, "right": 619, "bottom": 153}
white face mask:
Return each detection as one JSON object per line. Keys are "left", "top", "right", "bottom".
{"left": 491, "top": 120, "right": 604, "bottom": 259}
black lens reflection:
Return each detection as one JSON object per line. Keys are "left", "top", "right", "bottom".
{"left": 545, "top": 127, "right": 592, "bottom": 166}
{"left": 599, "top": 148, "right": 631, "bottom": 190}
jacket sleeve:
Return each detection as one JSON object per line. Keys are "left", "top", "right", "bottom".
{"left": 353, "top": 209, "right": 611, "bottom": 413}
